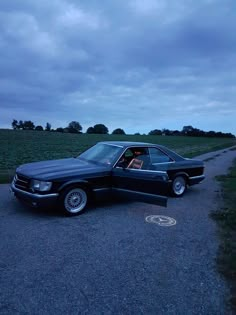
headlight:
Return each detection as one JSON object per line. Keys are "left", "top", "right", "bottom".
{"left": 31, "top": 180, "right": 52, "bottom": 192}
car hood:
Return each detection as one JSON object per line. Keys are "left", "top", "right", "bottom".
{"left": 16, "top": 158, "right": 109, "bottom": 180}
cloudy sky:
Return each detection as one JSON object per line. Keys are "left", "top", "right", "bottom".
{"left": 0, "top": 0, "right": 235, "bottom": 135}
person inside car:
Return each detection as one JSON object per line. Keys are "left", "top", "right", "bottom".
{"left": 129, "top": 148, "right": 151, "bottom": 169}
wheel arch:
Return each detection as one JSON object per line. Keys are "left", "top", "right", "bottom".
{"left": 170, "top": 171, "right": 189, "bottom": 185}
{"left": 58, "top": 180, "right": 93, "bottom": 195}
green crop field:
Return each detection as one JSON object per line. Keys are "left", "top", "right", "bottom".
{"left": 0, "top": 129, "right": 235, "bottom": 183}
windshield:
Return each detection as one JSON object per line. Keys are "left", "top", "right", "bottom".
{"left": 78, "top": 143, "right": 122, "bottom": 165}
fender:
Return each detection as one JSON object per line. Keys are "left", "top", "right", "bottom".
{"left": 169, "top": 171, "right": 189, "bottom": 182}
{"left": 58, "top": 179, "right": 92, "bottom": 192}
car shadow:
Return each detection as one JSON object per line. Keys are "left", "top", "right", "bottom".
{"left": 12, "top": 198, "right": 64, "bottom": 218}
{"left": 12, "top": 195, "right": 132, "bottom": 218}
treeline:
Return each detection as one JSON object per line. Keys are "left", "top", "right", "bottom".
{"left": 11, "top": 120, "right": 235, "bottom": 138}
{"left": 11, "top": 119, "right": 125, "bottom": 135}
{"left": 148, "top": 126, "right": 235, "bottom": 138}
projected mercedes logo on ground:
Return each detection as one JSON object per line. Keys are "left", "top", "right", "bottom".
{"left": 145, "top": 215, "right": 176, "bottom": 226}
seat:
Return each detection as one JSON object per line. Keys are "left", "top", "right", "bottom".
{"left": 127, "top": 158, "right": 143, "bottom": 169}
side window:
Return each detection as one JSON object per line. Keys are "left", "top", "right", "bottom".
{"left": 124, "top": 149, "right": 133, "bottom": 159}
{"left": 117, "top": 147, "right": 152, "bottom": 170}
{"left": 149, "top": 148, "right": 172, "bottom": 164}
{"left": 127, "top": 147, "right": 151, "bottom": 170}
{"left": 116, "top": 149, "right": 135, "bottom": 168}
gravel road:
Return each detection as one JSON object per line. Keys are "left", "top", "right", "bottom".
{"left": 0, "top": 146, "right": 235, "bottom": 315}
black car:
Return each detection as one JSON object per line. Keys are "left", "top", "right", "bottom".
{"left": 11, "top": 141, "right": 205, "bottom": 215}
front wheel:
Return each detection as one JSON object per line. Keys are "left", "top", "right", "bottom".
{"left": 171, "top": 176, "right": 187, "bottom": 197}
{"left": 59, "top": 187, "right": 88, "bottom": 216}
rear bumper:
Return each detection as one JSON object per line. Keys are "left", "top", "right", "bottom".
{"left": 188, "top": 175, "right": 205, "bottom": 186}
{"left": 11, "top": 183, "right": 59, "bottom": 208}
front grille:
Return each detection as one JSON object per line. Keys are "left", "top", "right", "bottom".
{"left": 14, "top": 174, "right": 31, "bottom": 192}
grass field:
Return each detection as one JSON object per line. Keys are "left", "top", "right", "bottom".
{"left": 0, "top": 129, "right": 235, "bottom": 183}
{"left": 211, "top": 156, "right": 236, "bottom": 311}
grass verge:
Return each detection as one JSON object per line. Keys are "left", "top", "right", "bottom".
{"left": 211, "top": 159, "right": 236, "bottom": 311}
{"left": 0, "top": 169, "right": 15, "bottom": 184}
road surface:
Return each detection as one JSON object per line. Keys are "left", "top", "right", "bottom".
{"left": 0, "top": 146, "right": 235, "bottom": 314}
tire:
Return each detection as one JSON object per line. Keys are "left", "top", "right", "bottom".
{"left": 59, "top": 186, "right": 88, "bottom": 216}
{"left": 171, "top": 176, "right": 187, "bottom": 197}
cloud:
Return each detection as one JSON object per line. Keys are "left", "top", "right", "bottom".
{"left": 0, "top": 0, "right": 235, "bottom": 135}
{"left": 57, "top": 4, "right": 106, "bottom": 30}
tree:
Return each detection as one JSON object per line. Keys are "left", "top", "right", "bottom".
{"left": 181, "top": 125, "right": 205, "bottom": 137}
{"left": 93, "top": 124, "right": 109, "bottom": 134}
{"left": 86, "top": 127, "right": 95, "bottom": 134}
{"left": 23, "top": 120, "right": 35, "bottom": 130}
{"left": 162, "top": 128, "right": 171, "bottom": 136}
{"left": 112, "top": 128, "right": 126, "bottom": 135}
{"left": 206, "top": 130, "right": 216, "bottom": 137}
{"left": 172, "top": 130, "right": 181, "bottom": 136}
{"left": 56, "top": 127, "right": 64, "bottom": 133}
{"left": 67, "top": 121, "right": 82, "bottom": 133}
{"left": 148, "top": 129, "right": 162, "bottom": 136}
{"left": 35, "top": 125, "right": 43, "bottom": 131}
{"left": 12, "top": 119, "right": 19, "bottom": 130}
{"left": 18, "top": 120, "right": 24, "bottom": 130}
{"left": 45, "top": 122, "right": 51, "bottom": 131}
{"left": 182, "top": 125, "right": 194, "bottom": 135}
{"left": 12, "top": 120, "right": 35, "bottom": 130}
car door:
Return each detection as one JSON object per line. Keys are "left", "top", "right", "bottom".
{"left": 111, "top": 147, "right": 169, "bottom": 207}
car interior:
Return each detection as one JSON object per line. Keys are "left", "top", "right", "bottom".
{"left": 117, "top": 147, "right": 172, "bottom": 170}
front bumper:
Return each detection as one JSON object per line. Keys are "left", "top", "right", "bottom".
{"left": 11, "top": 182, "right": 59, "bottom": 208}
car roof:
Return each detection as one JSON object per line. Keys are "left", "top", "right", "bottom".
{"left": 100, "top": 141, "right": 158, "bottom": 147}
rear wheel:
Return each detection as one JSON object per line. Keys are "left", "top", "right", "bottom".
{"left": 171, "top": 176, "right": 186, "bottom": 197}
{"left": 60, "top": 187, "right": 88, "bottom": 216}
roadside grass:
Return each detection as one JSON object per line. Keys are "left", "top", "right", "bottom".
{"left": 0, "top": 169, "right": 15, "bottom": 184}
{"left": 211, "top": 159, "right": 236, "bottom": 310}
{"left": 0, "top": 129, "right": 235, "bottom": 183}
